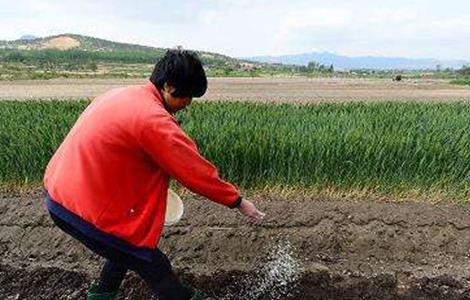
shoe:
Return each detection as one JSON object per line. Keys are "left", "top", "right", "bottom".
{"left": 87, "top": 283, "right": 119, "bottom": 300}
{"left": 191, "top": 289, "right": 206, "bottom": 300}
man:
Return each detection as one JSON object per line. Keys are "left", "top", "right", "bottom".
{"left": 44, "top": 49, "right": 265, "bottom": 300}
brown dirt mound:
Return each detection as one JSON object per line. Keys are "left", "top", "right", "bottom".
{"left": 1, "top": 192, "right": 470, "bottom": 299}
{"left": 39, "top": 36, "right": 81, "bottom": 50}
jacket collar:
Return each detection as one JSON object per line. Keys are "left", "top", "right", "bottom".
{"left": 144, "top": 81, "right": 165, "bottom": 105}
{"left": 144, "top": 81, "right": 174, "bottom": 114}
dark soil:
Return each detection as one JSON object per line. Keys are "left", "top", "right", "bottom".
{"left": 1, "top": 191, "right": 470, "bottom": 299}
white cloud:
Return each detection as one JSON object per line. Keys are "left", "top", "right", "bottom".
{"left": 198, "top": 10, "right": 223, "bottom": 25}
{"left": 272, "top": 9, "right": 351, "bottom": 54}
{"left": 0, "top": 0, "right": 469, "bottom": 60}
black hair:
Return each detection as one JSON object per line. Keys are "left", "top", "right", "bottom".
{"left": 150, "top": 49, "right": 207, "bottom": 98}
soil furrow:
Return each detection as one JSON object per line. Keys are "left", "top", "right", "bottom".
{"left": 2, "top": 192, "right": 470, "bottom": 299}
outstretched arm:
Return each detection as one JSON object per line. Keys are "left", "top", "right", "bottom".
{"left": 139, "top": 112, "right": 265, "bottom": 221}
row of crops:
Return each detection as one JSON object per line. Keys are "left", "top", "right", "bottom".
{"left": 2, "top": 100, "right": 470, "bottom": 200}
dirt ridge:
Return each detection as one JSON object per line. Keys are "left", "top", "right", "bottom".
{"left": 2, "top": 193, "right": 470, "bottom": 299}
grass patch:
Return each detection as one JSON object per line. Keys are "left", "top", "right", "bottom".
{"left": 2, "top": 100, "right": 470, "bottom": 201}
{"left": 450, "top": 78, "right": 470, "bottom": 86}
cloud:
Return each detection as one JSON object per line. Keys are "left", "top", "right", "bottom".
{"left": 198, "top": 10, "right": 223, "bottom": 25}
{"left": 0, "top": 0, "right": 469, "bottom": 59}
{"left": 272, "top": 9, "right": 351, "bottom": 54}
{"left": 269, "top": 5, "right": 470, "bottom": 59}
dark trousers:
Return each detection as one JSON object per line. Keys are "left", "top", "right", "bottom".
{"left": 49, "top": 213, "right": 193, "bottom": 300}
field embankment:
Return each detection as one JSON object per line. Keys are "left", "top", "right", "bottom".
{"left": 1, "top": 78, "right": 470, "bottom": 102}
{"left": 1, "top": 193, "right": 470, "bottom": 299}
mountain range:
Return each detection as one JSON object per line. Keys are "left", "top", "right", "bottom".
{"left": 246, "top": 52, "right": 469, "bottom": 70}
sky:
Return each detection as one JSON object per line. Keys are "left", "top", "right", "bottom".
{"left": 0, "top": 0, "right": 469, "bottom": 60}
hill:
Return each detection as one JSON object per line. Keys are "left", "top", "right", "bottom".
{"left": 0, "top": 33, "right": 164, "bottom": 52}
{"left": 0, "top": 33, "right": 252, "bottom": 66}
{"left": 0, "top": 34, "right": 467, "bottom": 80}
{"left": 0, "top": 34, "right": 279, "bottom": 79}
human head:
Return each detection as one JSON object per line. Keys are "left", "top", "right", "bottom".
{"left": 150, "top": 49, "right": 207, "bottom": 113}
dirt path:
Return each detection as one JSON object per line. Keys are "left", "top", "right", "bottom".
{"left": 1, "top": 191, "right": 470, "bottom": 299}
{"left": 1, "top": 77, "right": 470, "bottom": 102}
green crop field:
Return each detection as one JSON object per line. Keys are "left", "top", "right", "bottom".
{"left": 2, "top": 100, "right": 470, "bottom": 201}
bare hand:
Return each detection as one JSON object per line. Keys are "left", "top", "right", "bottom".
{"left": 237, "top": 199, "right": 266, "bottom": 221}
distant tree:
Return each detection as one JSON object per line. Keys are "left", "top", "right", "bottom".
{"left": 5, "top": 51, "right": 26, "bottom": 62}
{"left": 307, "top": 61, "right": 320, "bottom": 71}
{"left": 88, "top": 62, "right": 98, "bottom": 72}
{"left": 458, "top": 65, "right": 470, "bottom": 76}
{"left": 307, "top": 61, "right": 334, "bottom": 73}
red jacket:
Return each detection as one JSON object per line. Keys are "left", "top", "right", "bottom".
{"left": 44, "top": 82, "right": 240, "bottom": 249}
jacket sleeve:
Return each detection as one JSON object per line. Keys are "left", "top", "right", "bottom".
{"left": 138, "top": 111, "right": 241, "bottom": 208}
